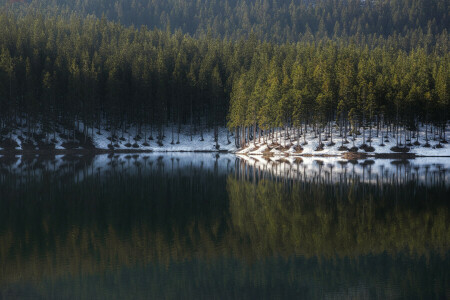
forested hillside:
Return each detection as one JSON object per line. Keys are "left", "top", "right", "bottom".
{"left": 4, "top": 0, "right": 449, "bottom": 45}
{"left": 0, "top": 0, "right": 448, "bottom": 151}
{"left": 228, "top": 41, "right": 449, "bottom": 149}
{"left": 0, "top": 13, "right": 233, "bottom": 145}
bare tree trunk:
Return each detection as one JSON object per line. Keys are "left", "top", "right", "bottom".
{"left": 253, "top": 122, "right": 256, "bottom": 146}
{"left": 330, "top": 121, "right": 333, "bottom": 144}
{"left": 200, "top": 123, "right": 204, "bottom": 141}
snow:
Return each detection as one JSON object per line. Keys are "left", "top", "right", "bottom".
{"left": 1, "top": 123, "right": 237, "bottom": 153}
{"left": 85, "top": 124, "right": 237, "bottom": 152}
{"left": 270, "top": 147, "right": 285, "bottom": 155}
{"left": 236, "top": 125, "right": 450, "bottom": 157}
{"left": 1, "top": 121, "right": 449, "bottom": 157}
{"left": 249, "top": 144, "right": 269, "bottom": 155}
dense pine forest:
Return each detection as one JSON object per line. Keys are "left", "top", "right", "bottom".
{"left": 5, "top": 0, "right": 449, "bottom": 45}
{"left": 0, "top": 0, "right": 448, "bottom": 151}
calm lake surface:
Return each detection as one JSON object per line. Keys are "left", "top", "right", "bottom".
{"left": 0, "top": 154, "right": 449, "bottom": 299}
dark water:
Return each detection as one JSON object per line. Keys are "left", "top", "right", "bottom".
{"left": 0, "top": 154, "right": 449, "bottom": 299}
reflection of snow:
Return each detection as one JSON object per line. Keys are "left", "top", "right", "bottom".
{"left": 1, "top": 153, "right": 448, "bottom": 187}
{"left": 236, "top": 155, "right": 450, "bottom": 187}
{"left": 0, "top": 153, "right": 238, "bottom": 184}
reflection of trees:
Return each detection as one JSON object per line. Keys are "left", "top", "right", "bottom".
{"left": 0, "top": 158, "right": 448, "bottom": 296}
{"left": 227, "top": 176, "right": 450, "bottom": 258}
{"left": 235, "top": 156, "right": 449, "bottom": 187}
{"left": 0, "top": 164, "right": 231, "bottom": 283}
{"left": 3, "top": 253, "right": 447, "bottom": 299}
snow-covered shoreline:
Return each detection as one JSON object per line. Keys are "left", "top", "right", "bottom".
{"left": 1, "top": 124, "right": 449, "bottom": 157}
{"left": 235, "top": 125, "right": 450, "bottom": 157}
{"left": 0, "top": 125, "right": 237, "bottom": 153}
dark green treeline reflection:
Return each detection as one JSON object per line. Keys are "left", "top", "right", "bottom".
{"left": 0, "top": 155, "right": 448, "bottom": 299}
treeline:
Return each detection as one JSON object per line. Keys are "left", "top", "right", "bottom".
{"left": 0, "top": 13, "right": 236, "bottom": 142}
{"left": 228, "top": 42, "right": 449, "bottom": 147}
{"left": 4, "top": 0, "right": 449, "bottom": 47}
{"left": 0, "top": 11, "right": 448, "bottom": 147}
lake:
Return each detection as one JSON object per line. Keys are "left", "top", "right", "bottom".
{"left": 0, "top": 154, "right": 449, "bottom": 299}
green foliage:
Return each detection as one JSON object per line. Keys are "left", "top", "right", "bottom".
{"left": 228, "top": 44, "right": 449, "bottom": 135}
{"left": 0, "top": 5, "right": 448, "bottom": 140}
{"left": 3, "top": 0, "right": 449, "bottom": 46}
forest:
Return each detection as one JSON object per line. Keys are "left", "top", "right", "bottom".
{"left": 4, "top": 0, "right": 449, "bottom": 44}
{"left": 0, "top": 0, "right": 448, "bottom": 150}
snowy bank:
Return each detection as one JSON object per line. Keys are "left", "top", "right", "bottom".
{"left": 0, "top": 124, "right": 237, "bottom": 153}
{"left": 1, "top": 122, "right": 449, "bottom": 157}
{"left": 236, "top": 125, "right": 450, "bottom": 157}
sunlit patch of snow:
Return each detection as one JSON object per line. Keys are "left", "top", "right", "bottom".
{"left": 249, "top": 144, "right": 268, "bottom": 155}
{"left": 237, "top": 124, "right": 450, "bottom": 157}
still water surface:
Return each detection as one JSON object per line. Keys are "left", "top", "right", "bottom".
{"left": 0, "top": 154, "right": 449, "bottom": 299}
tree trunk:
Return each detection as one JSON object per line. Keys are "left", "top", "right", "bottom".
{"left": 253, "top": 122, "right": 257, "bottom": 146}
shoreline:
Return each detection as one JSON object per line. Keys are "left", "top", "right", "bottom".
{"left": 0, "top": 148, "right": 229, "bottom": 156}
{"left": 0, "top": 148, "right": 449, "bottom": 159}
{"left": 236, "top": 152, "right": 449, "bottom": 159}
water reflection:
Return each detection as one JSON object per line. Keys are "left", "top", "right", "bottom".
{"left": 0, "top": 154, "right": 448, "bottom": 299}
{"left": 235, "top": 155, "right": 449, "bottom": 187}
